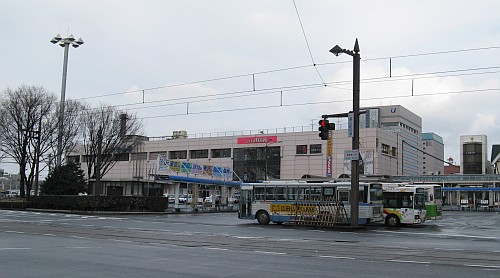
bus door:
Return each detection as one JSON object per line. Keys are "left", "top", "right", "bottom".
{"left": 239, "top": 189, "right": 252, "bottom": 218}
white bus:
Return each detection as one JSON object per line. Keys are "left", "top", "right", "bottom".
{"left": 238, "top": 180, "right": 384, "bottom": 226}
{"left": 382, "top": 184, "right": 426, "bottom": 227}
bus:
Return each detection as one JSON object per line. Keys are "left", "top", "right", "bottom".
{"left": 382, "top": 184, "right": 426, "bottom": 227}
{"left": 406, "top": 184, "right": 443, "bottom": 220}
{"left": 238, "top": 180, "right": 384, "bottom": 226}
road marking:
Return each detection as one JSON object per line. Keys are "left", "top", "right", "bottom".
{"left": 4, "top": 231, "right": 25, "bottom": 234}
{"left": 254, "top": 250, "right": 287, "bottom": 255}
{"left": 386, "top": 259, "right": 430, "bottom": 264}
{"left": 234, "top": 236, "right": 262, "bottom": 239}
{"left": 65, "top": 246, "right": 103, "bottom": 249}
{"left": 0, "top": 247, "right": 31, "bottom": 250}
{"left": 204, "top": 247, "right": 229, "bottom": 251}
{"left": 464, "top": 264, "right": 500, "bottom": 269}
{"left": 320, "top": 255, "right": 356, "bottom": 260}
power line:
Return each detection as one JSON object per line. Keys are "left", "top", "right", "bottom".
{"left": 74, "top": 65, "right": 499, "bottom": 115}
{"left": 292, "top": 0, "right": 325, "bottom": 85}
{"left": 135, "top": 87, "right": 500, "bottom": 120}
{"left": 72, "top": 45, "right": 500, "bottom": 103}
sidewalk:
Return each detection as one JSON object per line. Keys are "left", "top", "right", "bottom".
{"left": 442, "top": 204, "right": 500, "bottom": 212}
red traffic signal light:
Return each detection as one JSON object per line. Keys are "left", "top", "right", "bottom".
{"left": 318, "top": 119, "right": 330, "bottom": 140}
{"left": 318, "top": 119, "right": 335, "bottom": 140}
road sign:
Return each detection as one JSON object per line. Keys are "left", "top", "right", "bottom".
{"left": 344, "top": 150, "right": 359, "bottom": 161}
{"left": 348, "top": 112, "right": 353, "bottom": 138}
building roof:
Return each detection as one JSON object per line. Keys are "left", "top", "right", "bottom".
{"left": 422, "top": 132, "right": 444, "bottom": 144}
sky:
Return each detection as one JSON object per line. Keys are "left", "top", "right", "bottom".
{"left": 1, "top": 0, "right": 500, "bottom": 175}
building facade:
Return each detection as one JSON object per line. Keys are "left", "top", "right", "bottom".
{"left": 460, "top": 135, "right": 488, "bottom": 174}
{"left": 422, "top": 132, "right": 445, "bottom": 175}
{"left": 68, "top": 105, "right": 436, "bottom": 196}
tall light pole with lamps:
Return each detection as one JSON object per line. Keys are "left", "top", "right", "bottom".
{"left": 50, "top": 34, "right": 84, "bottom": 167}
{"left": 330, "top": 39, "right": 361, "bottom": 228}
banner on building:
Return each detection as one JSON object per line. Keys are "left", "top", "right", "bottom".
{"left": 156, "top": 154, "right": 233, "bottom": 179}
{"left": 343, "top": 150, "right": 374, "bottom": 175}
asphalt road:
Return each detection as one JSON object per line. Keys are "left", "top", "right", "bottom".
{"left": 1, "top": 209, "right": 499, "bottom": 277}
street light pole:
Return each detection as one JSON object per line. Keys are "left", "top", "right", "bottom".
{"left": 51, "top": 34, "right": 84, "bottom": 167}
{"left": 330, "top": 39, "right": 361, "bottom": 228}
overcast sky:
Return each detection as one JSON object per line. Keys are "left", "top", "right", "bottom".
{"left": 1, "top": 0, "right": 499, "bottom": 174}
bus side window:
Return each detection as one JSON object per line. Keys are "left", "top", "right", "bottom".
{"left": 287, "top": 186, "right": 297, "bottom": 201}
{"left": 254, "top": 187, "right": 265, "bottom": 201}
{"left": 265, "top": 186, "right": 275, "bottom": 201}
{"left": 276, "top": 187, "right": 286, "bottom": 201}
{"left": 338, "top": 191, "right": 349, "bottom": 202}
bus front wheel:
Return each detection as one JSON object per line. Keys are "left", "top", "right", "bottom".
{"left": 256, "top": 211, "right": 270, "bottom": 225}
{"left": 385, "top": 215, "right": 400, "bottom": 227}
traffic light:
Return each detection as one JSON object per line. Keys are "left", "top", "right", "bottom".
{"left": 318, "top": 119, "right": 335, "bottom": 140}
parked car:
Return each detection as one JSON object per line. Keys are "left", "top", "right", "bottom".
{"left": 179, "top": 194, "right": 194, "bottom": 204}
{"left": 162, "top": 194, "right": 175, "bottom": 203}
{"left": 204, "top": 195, "right": 221, "bottom": 204}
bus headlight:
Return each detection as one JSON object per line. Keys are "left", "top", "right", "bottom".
{"left": 415, "top": 215, "right": 420, "bottom": 220}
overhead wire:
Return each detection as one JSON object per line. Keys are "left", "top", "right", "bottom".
{"left": 73, "top": 65, "right": 500, "bottom": 116}
{"left": 292, "top": 0, "right": 326, "bottom": 85}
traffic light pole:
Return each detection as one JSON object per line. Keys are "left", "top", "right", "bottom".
{"left": 351, "top": 40, "right": 361, "bottom": 229}
{"left": 329, "top": 39, "right": 361, "bottom": 229}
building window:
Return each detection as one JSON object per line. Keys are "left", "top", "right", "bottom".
{"left": 67, "top": 155, "right": 80, "bottom": 164}
{"left": 382, "top": 144, "right": 389, "bottom": 155}
{"left": 190, "top": 149, "right": 208, "bottom": 159}
{"left": 115, "top": 153, "right": 129, "bottom": 161}
{"left": 211, "top": 148, "right": 231, "bottom": 158}
{"left": 296, "top": 145, "right": 307, "bottom": 155}
{"left": 131, "top": 152, "right": 147, "bottom": 160}
{"left": 310, "top": 144, "right": 322, "bottom": 154}
{"left": 391, "top": 147, "right": 397, "bottom": 157}
{"left": 169, "top": 150, "right": 187, "bottom": 159}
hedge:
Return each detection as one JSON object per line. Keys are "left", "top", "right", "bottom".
{"left": 26, "top": 195, "right": 169, "bottom": 212}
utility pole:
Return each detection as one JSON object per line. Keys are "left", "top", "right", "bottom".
{"left": 330, "top": 39, "right": 361, "bottom": 228}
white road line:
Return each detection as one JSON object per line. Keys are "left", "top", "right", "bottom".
{"left": 320, "top": 255, "right": 356, "bottom": 260}
{"left": 386, "top": 259, "right": 430, "bottom": 264}
{"left": 234, "top": 236, "right": 262, "bottom": 239}
{"left": 204, "top": 247, "right": 229, "bottom": 251}
{"left": 4, "top": 231, "right": 25, "bottom": 234}
{"left": 464, "top": 264, "right": 500, "bottom": 269}
{"left": 0, "top": 247, "right": 31, "bottom": 250}
{"left": 254, "top": 250, "right": 287, "bottom": 255}
{"left": 65, "top": 246, "right": 103, "bottom": 249}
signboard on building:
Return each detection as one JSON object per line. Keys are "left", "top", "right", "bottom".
{"left": 326, "top": 133, "right": 333, "bottom": 177}
{"left": 343, "top": 150, "right": 374, "bottom": 175}
{"left": 237, "top": 135, "right": 278, "bottom": 145}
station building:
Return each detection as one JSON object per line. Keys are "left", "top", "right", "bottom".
{"left": 68, "top": 105, "right": 445, "bottom": 200}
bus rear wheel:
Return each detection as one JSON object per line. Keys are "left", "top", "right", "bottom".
{"left": 385, "top": 215, "right": 400, "bottom": 227}
{"left": 256, "top": 211, "right": 270, "bottom": 225}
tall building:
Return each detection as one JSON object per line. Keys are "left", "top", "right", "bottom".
{"left": 422, "top": 132, "right": 444, "bottom": 175}
{"left": 460, "top": 135, "right": 488, "bottom": 174}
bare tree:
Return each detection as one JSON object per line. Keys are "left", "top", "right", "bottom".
{"left": 0, "top": 86, "right": 57, "bottom": 199}
{"left": 81, "top": 104, "right": 143, "bottom": 195}
{"left": 0, "top": 85, "right": 84, "bottom": 199}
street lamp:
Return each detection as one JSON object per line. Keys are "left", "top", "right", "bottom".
{"left": 51, "top": 34, "right": 84, "bottom": 167}
{"left": 330, "top": 39, "right": 361, "bottom": 228}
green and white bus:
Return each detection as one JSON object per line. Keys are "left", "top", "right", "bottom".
{"left": 382, "top": 184, "right": 426, "bottom": 227}
{"left": 238, "top": 180, "right": 384, "bottom": 226}
{"left": 406, "top": 184, "right": 443, "bottom": 220}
